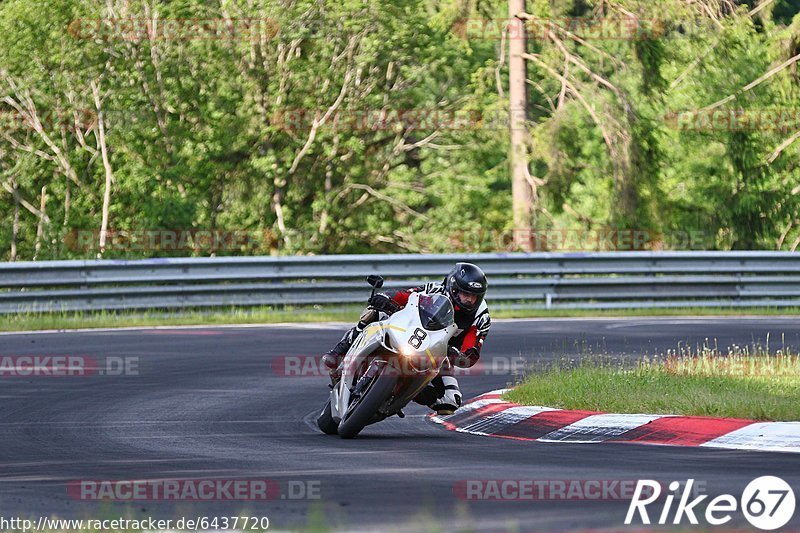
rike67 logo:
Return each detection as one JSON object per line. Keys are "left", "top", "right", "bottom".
{"left": 625, "top": 477, "right": 795, "bottom": 530}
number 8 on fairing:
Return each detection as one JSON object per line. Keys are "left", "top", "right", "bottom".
{"left": 408, "top": 328, "right": 427, "bottom": 349}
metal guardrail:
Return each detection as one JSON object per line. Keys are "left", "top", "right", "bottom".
{"left": 1, "top": 252, "right": 800, "bottom": 314}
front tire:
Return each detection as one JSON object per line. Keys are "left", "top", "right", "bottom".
{"left": 337, "top": 370, "right": 397, "bottom": 439}
{"left": 316, "top": 397, "right": 339, "bottom": 435}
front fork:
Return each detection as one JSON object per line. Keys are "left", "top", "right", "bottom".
{"left": 351, "top": 360, "right": 386, "bottom": 399}
{"left": 330, "top": 354, "right": 384, "bottom": 420}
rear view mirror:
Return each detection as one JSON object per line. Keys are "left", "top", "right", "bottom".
{"left": 366, "top": 275, "right": 384, "bottom": 288}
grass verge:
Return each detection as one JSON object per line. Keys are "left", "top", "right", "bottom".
{"left": 505, "top": 342, "right": 800, "bottom": 421}
{"left": 0, "top": 306, "right": 364, "bottom": 332}
{"left": 2, "top": 305, "right": 800, "bottom": 333}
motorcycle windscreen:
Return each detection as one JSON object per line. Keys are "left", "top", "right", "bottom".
{"left": 417, "top": 294, "right": 455, "bottom": 331}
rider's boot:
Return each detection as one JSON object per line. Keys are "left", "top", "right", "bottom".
{"left": 322, "top": 328, "right": 356, "bottom": 377}
{"left": 430, "top": 375, "right": 462, "bottom": 415}
{"left": 413, "top": 375, "right": 462, "bottom": 415}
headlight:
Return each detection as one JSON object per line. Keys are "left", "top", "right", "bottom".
{"left": 399, "top": 345, "right": 415, "bottom": 357}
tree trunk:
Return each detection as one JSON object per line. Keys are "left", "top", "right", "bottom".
{"left": 34, "top": 185, "right": 47, "bottom": 260}
{"left": 64, "top": 177, "right": 71, "bottom": 227}
{"left": 92, "top": 81, "right": 114, "bottom": 257}
{"left": 10, "top": 178, "right": 19, "bottom": 261}
{"left": 509, "top": 0, "right": 534, "bottom": 251}
{"left": 272, "top": 179, "right": 291, "bottom": 250}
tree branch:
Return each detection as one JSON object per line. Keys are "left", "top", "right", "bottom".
{"left": 767, "top": 129, "right": 800, "bottom": 164}
{"left": 701, "top": 53, "right": 800, "bottom": 112}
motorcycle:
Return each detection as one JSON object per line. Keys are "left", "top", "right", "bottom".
{"left": 317, "top": 275, "right": 458, "bottom": 439}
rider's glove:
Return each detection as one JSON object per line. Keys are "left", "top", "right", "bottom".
{"left": 449, "top": 346, "right": 479, "bottom": 368}
{"left": 368, "top": 292, "right": 400, "bottom": 314}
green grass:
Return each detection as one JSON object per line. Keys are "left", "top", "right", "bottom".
{"left": 0, "top": 306, "right": 363, "bottom": 332}
{"left": 506, "top": 342, "right": 800, "bottom": 421}
{"left": 2, "top": 305, "right": 800, "bottom": 333}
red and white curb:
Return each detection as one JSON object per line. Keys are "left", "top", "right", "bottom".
{"left": 429, "top": 389, "right": 800, "bottom": 453}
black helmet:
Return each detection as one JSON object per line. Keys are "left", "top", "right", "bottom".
{"left": 444, "top": 262, "right": 487, "bottom": 312}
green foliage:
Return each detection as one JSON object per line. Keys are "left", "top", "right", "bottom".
{"left": 521, "top": 0, "right": 800, "bottom": 249}
{"left": 0, "top": 0, "right": 798, "bottom": 260}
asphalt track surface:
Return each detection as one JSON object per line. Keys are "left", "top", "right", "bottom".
{"left": 2, "top": 317, "right": 800, "bottom": 532}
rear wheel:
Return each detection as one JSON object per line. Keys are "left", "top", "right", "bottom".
{"left": 316, "top": 397, "right": 339, "bottom": 435}
{"left": 337, "top": 366, "right": 397, "bottom": 439}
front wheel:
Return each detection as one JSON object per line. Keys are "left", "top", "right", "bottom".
{"left": 316, "top": 397, "right": 339, "bottom": 435}
{"left": 337, "top": 367, "right": 397, "bottom": 439}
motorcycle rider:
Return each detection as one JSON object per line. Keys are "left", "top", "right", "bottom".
{"left": 322, "top": 262, "right": 491, "bottom": 415}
